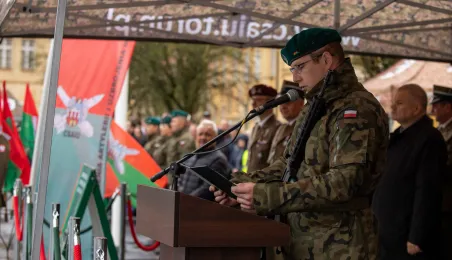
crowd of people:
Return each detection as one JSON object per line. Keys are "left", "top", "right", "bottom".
{"left": 128, "top": 27, "right": 452, "bottom": 260}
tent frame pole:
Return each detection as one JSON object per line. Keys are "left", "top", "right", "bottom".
{"left": 30, "top": 0, "right": 68, "bottom": 258}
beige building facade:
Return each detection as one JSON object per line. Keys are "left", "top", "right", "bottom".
{"left": 0, "top": 37, "right": 50, "bottom": 119}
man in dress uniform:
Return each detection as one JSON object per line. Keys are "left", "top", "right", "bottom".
{"left": 212, "top": 28, "right": 389, "bottom": 259}
{"left": 144, "top": 116, "right": 160, "bottom": 153}
{"left": 147, "top": 115, "right": 172, "bottom": 169}
{"left": 247, "top": 84, "right": 281, "bottom": 173}
{"left": 267, "top": 81, "right": 305, "bottom": 165}
{"left": 166, "top": 110, "right": 196, "bottom": 186}
{"left": 431, "top": 84, "right": 452, "bottom": 259}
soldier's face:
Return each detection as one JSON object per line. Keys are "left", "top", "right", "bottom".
{"left": 280, "top": 99, "right": 304, "bottom": 121}
{"left": 291, "top": 53, "right": 331, "bottom": 93}
{"left": 160, "top": 124, "right": 172, "bottom": 136}
{"left": 170, "top": 117, "right": 186, "bottom": 132}
{"left": 432, "top": 102, "right": 452, "bottom": 124}
{"left": 196, "top": 126, "right": 215, "bottom": 148}
{"left": 145, "top": 124, "right": 159, "bottom": 135}
{"left": 391, "top": 90, "right": 419, "bottom": 124}
{"left": 251, "top": 95, "right": 272, "bottom": 109}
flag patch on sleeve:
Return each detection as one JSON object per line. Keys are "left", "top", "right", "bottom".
{"left": 344, "top": 110, "right": 357, "bottom": 118}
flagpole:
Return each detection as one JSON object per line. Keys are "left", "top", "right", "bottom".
{"left": 112, "top": 69, "right": 129, "bottom": 250}
{"left": 29, "top": 39, "right": 54, "bottom": 187}
{"left": 31, "top": 0, "right": 68, "bottom": 258}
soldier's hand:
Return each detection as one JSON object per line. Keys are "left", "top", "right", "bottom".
{"left": 231, "top": 182, "right": 256, "bottom": 210}
{"left": 407, "top": 242, "right": 422, "bottom": 255}
{"left": 209, "top": 185, "right": 238, "bottom": 207}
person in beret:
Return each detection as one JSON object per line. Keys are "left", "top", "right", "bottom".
{"left": 212, "top": 27, "right": 389, "bottom": 260}
{"left": 144, "top": 116, "right": 161, "bottom": 152}
{"left": 146, "top": 115, "right": 173, "bottom": 170}
{"left": 431, "top": 84, "right": 452, "bottom": 259}
{"left": 246, "top": 84, "right": 281, "bottom": 173}
{"left": 165, "top": 109, "right": 196, "bottom": 186}
{"left": 267, "top": 81, "right": 305, "bottom": 166}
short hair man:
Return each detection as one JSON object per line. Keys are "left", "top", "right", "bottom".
{"left": 247, "top": 84, "right": 281, "bottom": 172}
{"left": 166, "top": 110, "right": 196, "bottom": 186}
{"left": 267, "top": 81, "right": 305, "bottom": 165}
{"left": 147, "top": 116, "right": 172, "bottom": 168}
{"left": 430, "top": 84, "right": 452, "bottom": 259}
{"left": 143, "top": 116, "right": 160, "bottom": 152}
{"left": 178, "top": 119, "right": 230, "bottom": 201}
{"left": 212, "top": 28, "right": 389, "bottom": 259}
{"left": 373, "top": 84, "right": 446, "bottom": 259}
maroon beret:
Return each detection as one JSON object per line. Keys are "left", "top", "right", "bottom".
{"left": 248, "top": 84, "right": 277, "bottom": 97}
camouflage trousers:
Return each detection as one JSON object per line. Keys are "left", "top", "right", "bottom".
{"left": 281, "top": 208, "right": 377, "bottom": 260}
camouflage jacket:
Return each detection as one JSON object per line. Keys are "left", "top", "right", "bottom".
{"left": 144, "top": 133, "right": 159, "bottom": 153}
{"left": 267, "top": 121, "right": 297, "bottom": 165}
{"left": 232, "top": 59, "right": 389, "bottom": 260}
{"left": 166, "top": 127, "right": 196, "bottom": 168}
{"left": 146, "top": 135, "right": 170, "bottom": 169}
{"left": 438, "top": 119, "right": 452, "bottom": 212}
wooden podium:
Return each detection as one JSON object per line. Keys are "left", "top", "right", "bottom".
{"left": 136, "top": 185, "right": 290, "bottom": 260}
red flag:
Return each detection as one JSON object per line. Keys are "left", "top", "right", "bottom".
{"left": 1, "top": 84, "right": 31, "bottom": 189}
{"left": 3, "top": 81, "right": 20, "bottom": 136}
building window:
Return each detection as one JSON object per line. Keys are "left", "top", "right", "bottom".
{"left": 0, "top": 39, "right": 12, "bottom": 69}
{"left": 21, "top": 39, "right": 35, "bottom": 70}
{"left": 253, "top": 49, "right": 261, "bottom": 80}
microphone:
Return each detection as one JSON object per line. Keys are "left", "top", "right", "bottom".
{"left": 251, "top": 89, "right": 301, "bottom": 113}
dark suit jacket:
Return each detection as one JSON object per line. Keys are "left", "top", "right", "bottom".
{"left": 373, "top": 115, "right": 446, "bottom": 256}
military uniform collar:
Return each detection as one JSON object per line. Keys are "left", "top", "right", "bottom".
{"left": 438, "top": 116, "right": 452, "bottom": 130}
{"left": 304, "top": 58, "right": 358, "bottom": 104}
{"left": 257, "top": 113, "right": 274, "bottom": 127}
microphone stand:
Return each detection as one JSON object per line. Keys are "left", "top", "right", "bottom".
{"left": 150, "top": 108, "right": 265, "bottom": 191}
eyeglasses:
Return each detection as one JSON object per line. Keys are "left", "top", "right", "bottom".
{"left": 289, "top": 52, "right": 325, "bottom": 74}
{"left": 289, "top": 59, "right": 314, "bottom": 74}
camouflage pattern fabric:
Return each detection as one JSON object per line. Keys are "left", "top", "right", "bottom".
{"left": 146, "top": 135, "right": 170, "bottom": 169}
{"left": 166, "top": 127, "right": 196, "bottom": 185}
{"left": 232, "top": 58, "right": 389, "bottom": 260}
{"left": 267, "top": 122, "right": 297, "bottom": 165}
{"left": 144, "top": 133, "right": 158, "bottom": 154}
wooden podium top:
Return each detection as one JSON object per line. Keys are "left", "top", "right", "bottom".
{"left": 136, "top": 185, "right": 290, "bottom": 248}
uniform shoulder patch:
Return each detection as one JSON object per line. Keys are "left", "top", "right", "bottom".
{"left": 343, "top": 109, "right": 357, "bottom": 118}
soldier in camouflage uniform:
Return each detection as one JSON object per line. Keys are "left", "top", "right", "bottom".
{"left": 147, "top": 116, "right": 172, "bottom": 169}
{"left": 247, "top": 84, "right": 281, "bottom": 173}
{"left": 166, "top": 110, "right": 196, "bottom": 186}
{"left": 144, "top": 116, "right": 160, "bottom": 153}
{"left": 430, "top": 84, "right": 452, "bottom": 259}
{"left": 267, "top": 81, "right": 305, "bottom": 166}
{"left": 212, "top": 28, "right": 389, "bottom": 260}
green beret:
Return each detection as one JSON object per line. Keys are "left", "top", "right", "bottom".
{"left": 170, "top": 109, "right": 189, "bottom": 118}
{"left": 161, "top": 116, "right": 172, "bottom": 125}
{"left": 145, "top": 116, "right": 160, "bottom": 125}
{"left": 281, "top": 28, "right": 342, "bottom": 66}
{"left": 280, "top": 80, "right": 304, "bottom": 99}
{"left": 431, "top": 85, "right": 452, "bottom": 104}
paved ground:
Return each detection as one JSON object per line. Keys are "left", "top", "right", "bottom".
{"left": 0, "top": 208, "right": 160, "bottom": 260}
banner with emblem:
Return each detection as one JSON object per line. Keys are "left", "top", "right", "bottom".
{"left": 105, "top": 120, "right": 167, "bottom": 206}
{"left": 44, "top": 39, "right": 135, "bottom": 258}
